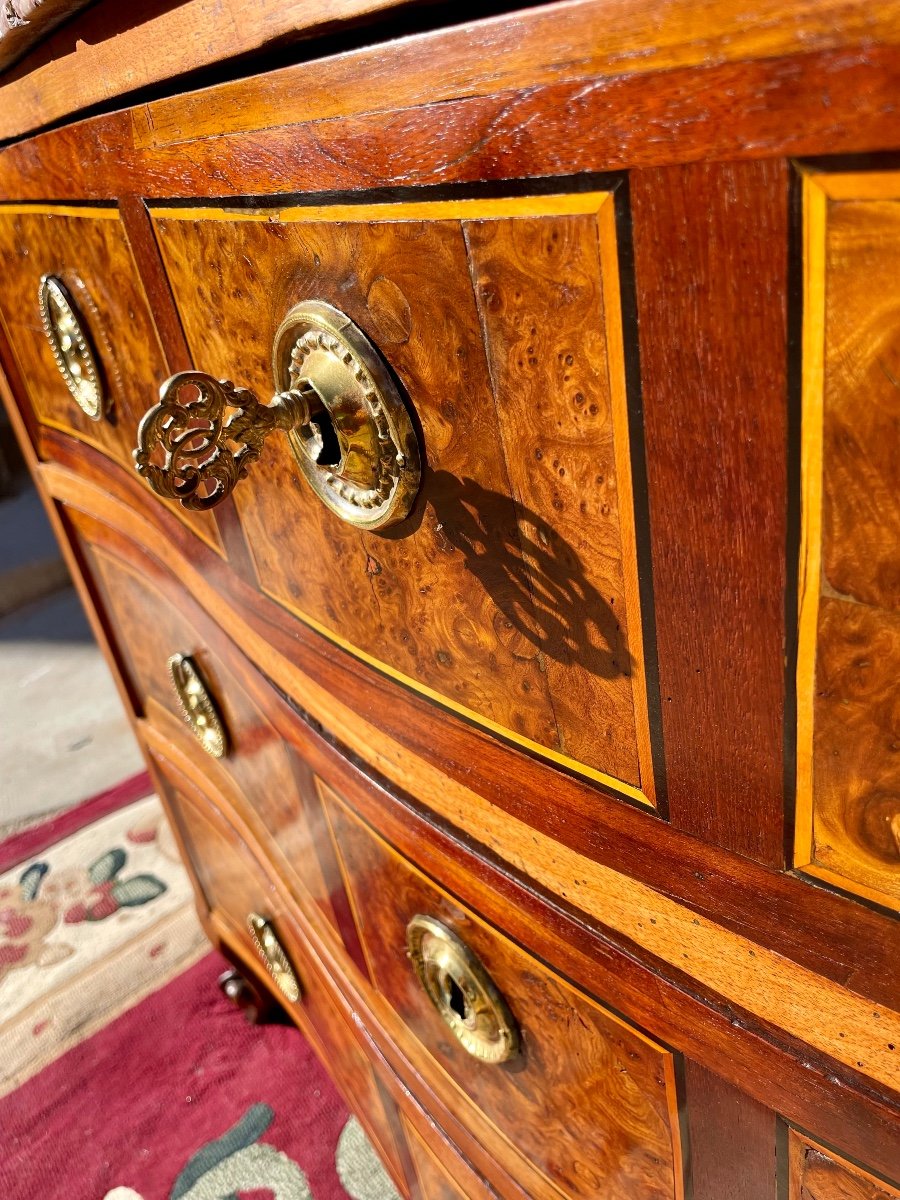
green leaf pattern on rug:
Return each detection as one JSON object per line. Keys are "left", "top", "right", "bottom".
{"left": 18, "top": 862, "right": 48, "bottom": 901}
{"left": 103, "top": 1104, "right": 313, "bottom": 1200}
{"left": 171, "top": 1103, "right": 279, "bottom": 1199}
{"left": 89, "top": 848, "right": 127, "bottom": 884}
{"left": 101, "top": 1106, "right": 401, "bottom": 1200}
{"left": 110, "top": 874, "right": 167, "bottom": 907}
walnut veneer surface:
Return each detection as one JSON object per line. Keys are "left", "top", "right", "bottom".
{"left": 0, "top": 3, "right": 899, "bottom": 1198}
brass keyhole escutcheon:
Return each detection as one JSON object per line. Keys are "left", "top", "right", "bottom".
{"left": 134, "top": 300, "right": 421, "bottom": 530}
{"left": 167, "top": 653, "right": 228, "bottom": 759}
{"left": 273, "top": 301, "right": 421, "bottom": 531}
{"left": 38, "top": 275, "right": 104, "bottom": 421}
{"left": 406, "top": 915, "right": 519, "bottom": 1064}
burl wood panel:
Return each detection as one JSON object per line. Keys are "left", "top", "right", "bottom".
{"left": 48, "top": 452, "right": 900, "bottom": 1100}
{"left": 0, "top": 207, "right": 221, "bottom": 552}
{"left": 321, "top": 780, "right": 681, "bottom": 1200}
{"left": 152, "top": 195, "right": 653, "bottom": 802}
{"left": 464, "top": 209, "right": 651, "bottom": 795}
{"left": 788, "top": 1130, "right": 900, "bottom": 1200}
{"left": 798, "top": 173, "right": 900, "bottom": 909}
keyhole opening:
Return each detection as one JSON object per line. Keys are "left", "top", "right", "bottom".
{"left": 446, "top": 974, "right": 468, "bottom": 1021}
{"left": 310, "top": 410, "right": 341, "bottom": 466}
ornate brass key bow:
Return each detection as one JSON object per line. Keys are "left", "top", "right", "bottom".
{"left": 134, "top": 371, "right": 318, "bottom": 512}
{"left": 133, "top": 300, "right": 421, "bottom": 530}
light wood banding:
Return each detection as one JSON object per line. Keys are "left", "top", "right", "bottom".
{"left": 798, "top": 169, "right": 900, "bottom": 910}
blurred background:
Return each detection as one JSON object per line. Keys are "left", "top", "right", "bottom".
{"left": 0, "top": 412, "right": 142, "bottom": 836}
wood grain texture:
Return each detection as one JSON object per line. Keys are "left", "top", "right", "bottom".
{"left": 117, "top": 194, "right": 264, "bottom": 580}
{"left": 788, "top": 1130, "right": 900, "bottom": 1200}
{"left": 0, "top": 0, "right": 416, "bottom": 142}
{"left": 74, "top": 528, "right": 346, "bottom": 938}
{"left": 156, "top": 211, "right": 557, "bottom": 746}
{"left": 152, "top": 197, "right": 651, "bottom": 798}
{"left": 3, "top": 10, "right": 900, "bottom": 1177}
{"left": 114, "top": 573, "right": 899, "bottom": 1185}
{"left": 36, "top": 471, "right": 900, "bottom": 1187}
{"left": 117, "top": 195, "right": 192, "bottom": 374}
{"left": 683, "top": 1060, "right": 776, "bottom": 1200}
{"left": 464, "top": 207, "right": 653, "bottom": 795}
{"left": 318, "top": 751, "right": 900, "bottom": 1098}
{"left": 123, "top": 0, "right": 900, "bottom": 148}
{"left": 810, "top": 598, "right": 900, "bottom": 908}
{"left": 797, "top": 176, "right": 900, "bottom": 909}
{"left": 297, "top": 707, "right": 900, "bottom": 1184}
{"left": 38, "top": 434, "right": 900, "bottom": 1019}
{"left": 0, "top": 208, "right": 150, "bottom": 467}
{"left": 630, "top": 159, "right": 790, "bottom": 866}
{"left": 3, "top": 31, "right": 900, "bottom": 201}
{"left": 290, "top": 751, "right": 373, "bottom": 982}
{"left": 0, "top": 206, "right": 222, "bottom": 553}
{"left": 322, "top": 780, "right": 681, "bottom": 1200}
{"left": 145, "top": 726, "right": 551, "bottom": 1200}
{"left": 164, "top": 773, "right": 282, "bottom": 930}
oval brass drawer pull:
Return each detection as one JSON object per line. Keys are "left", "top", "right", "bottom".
{"left": 167, "top": 652, "right": 227, "bottom": 759}
{"left": 247, "top": 913, "right": 302, "bottom": 1003}
{"left": 407, "top": 915, "right": 519, "bottom": 1064}
{"left": 134, "top": 300, "right": 421, "bottom": 530}
{"left": 38, "top": 275, "right": 104, "bottom": 420}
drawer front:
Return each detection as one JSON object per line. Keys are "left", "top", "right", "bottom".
{"left": 65, "top": 508, "right": 342, "bottom": 932}
{"left": 789, "top": 1130, "right": 900, "bottom": 1200}
{"left": 0, "top": 205, "right": 221, "bottom": 551}
{"left": 320, "top": 778, "right": 681, "bottom": 1200}
{"left": 798, "top": 171, "right": 900, "bottom": 910}
{"left": 148, "top": 749, "right": 410, "bottom": 1193}
{"left": 150, "top": 192, "right": 657, "bottom": 808}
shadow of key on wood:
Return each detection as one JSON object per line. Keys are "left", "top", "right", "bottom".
{"left": 427, "top": 470, "right": 632, "bottom": 681}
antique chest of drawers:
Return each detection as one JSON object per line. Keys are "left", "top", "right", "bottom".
{"left": 1, "top": 1, "right": 899, "bottom": 1196}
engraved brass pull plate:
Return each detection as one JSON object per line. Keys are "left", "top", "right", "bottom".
{"left": 38, "top": 275, "right": 104, "bottom": 420}
{"left": 406, "top": 915, "right": 519, "bottom": 1064}
{"left": 167, "top": 653, "right": 227, "bottom": 759}
{"left": 134, "top": 300, "right": 421, "bottom": 529}
{"left": 247, "top": 913, "right": 301, "bottom": 1003}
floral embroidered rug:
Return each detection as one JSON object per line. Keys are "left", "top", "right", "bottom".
{"left": 0, "top": 952, "right": 399, "bottom": 1200}
{"left": 0, "top": 777, "right": 401, "bottom": 1200}
{"left": 0, "top": 773, "right": 207, "bottom": 1094}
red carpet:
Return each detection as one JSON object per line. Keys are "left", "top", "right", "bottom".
{"left": 0, "top": 952, "right": 382, "bottom": 1200}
